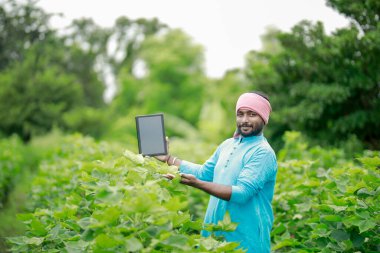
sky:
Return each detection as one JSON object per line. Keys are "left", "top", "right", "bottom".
{"left": 37, "top": 0, "right": 349, "bottom": 77}
{"left": 36, "top": 0, "right": 349, "bottom": 100}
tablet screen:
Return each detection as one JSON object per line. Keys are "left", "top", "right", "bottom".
{"left": 135, "top": 113, "right": 167, "bottom": 156}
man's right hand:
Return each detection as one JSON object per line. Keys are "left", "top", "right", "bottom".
{"left": 155, "top": 154, "right": 170, "bottom": 163}
{"left": 154, "top": 136, "right": 170, "bottom": 163}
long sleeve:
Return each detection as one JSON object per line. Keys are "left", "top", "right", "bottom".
{"left": 179, "top": 145, "right": 221, "bottom": 182}
{"left": 230, "top": 147, "right": 277, "bottom": 204}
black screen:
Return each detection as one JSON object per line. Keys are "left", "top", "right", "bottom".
{"left": 135, "top": 114, "right": 167, "bottom": 156}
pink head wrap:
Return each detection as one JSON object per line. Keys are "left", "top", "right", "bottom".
{"left": 236, "top": 93, "right": 272, "bottom": 124}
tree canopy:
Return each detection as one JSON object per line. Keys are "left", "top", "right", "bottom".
{"left": 244, "top": 9, "right": 380, "bottom": 149}
{"left": 0, "top": 0, "right": 379, "bottom": 150}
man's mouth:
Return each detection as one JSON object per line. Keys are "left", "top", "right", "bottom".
{"left": 240, "top": 126, "right": 253, "bottom": 131}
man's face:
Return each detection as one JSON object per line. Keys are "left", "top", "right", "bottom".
{"left": 236, "top": 109, "right": 265, "bottom": 137}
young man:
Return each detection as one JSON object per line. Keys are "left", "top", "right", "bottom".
{"left": 157, "top": 92, "right": 277, "bottom": 253}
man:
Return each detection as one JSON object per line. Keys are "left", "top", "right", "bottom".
{"left": 157, "top": 92, "right": 277, "bottom": 253}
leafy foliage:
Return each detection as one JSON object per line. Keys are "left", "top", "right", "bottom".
{"left": 62, "top": 107, "right": 111, "bottom": 139}
{"left": 112, "top": 29, "right": 206, "bottom": 125}
{"left": 326, "top": 0, "right": 380, "bottom": 32}
{"left": 272, "top": 132, "right": 380, "bottom": 252}
{"left": 245, "top": 18, "right": 380, "bottom": 149}
{"left": 0, "top": 0, "right": 52, "bottom": 70}
{"left": 0, "top": 136, "right": 37, "bottom": 207}
{"left": 0, "top": 42, "right": 84, "bottom": 141}
{"left": 7, "top": 135, "right": 241, "bottom": 252}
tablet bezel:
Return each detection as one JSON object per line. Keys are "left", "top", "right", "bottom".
{"left": 135, "top": 113, "right": 167, "bottom": 156}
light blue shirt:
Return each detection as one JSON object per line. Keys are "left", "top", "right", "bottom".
{"left": 180, "top": 134, "right": 277, "bottom": 253}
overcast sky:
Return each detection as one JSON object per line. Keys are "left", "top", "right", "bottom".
{"left": 37, "top": 0, "right": 349, "bottom": 98}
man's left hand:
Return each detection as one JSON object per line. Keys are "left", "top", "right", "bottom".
{"left": 180, "top": 173, "right": 199, "bottom": 187}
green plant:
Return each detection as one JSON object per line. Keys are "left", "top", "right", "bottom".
{"left": 7, "top": 135, "right": 242, "bottom": 252}
{"left": 272, "top": 133, "right": 380, "bottom": 252}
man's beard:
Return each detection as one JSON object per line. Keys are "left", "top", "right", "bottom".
{"left": 237, "top": 122, "right": 264, "bottom": 137}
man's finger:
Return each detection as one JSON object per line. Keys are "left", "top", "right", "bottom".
{"left": 180, "top": 173, "right": 194, "bottom": 179}
{"left": 163, "top": 173, "right": 175, "bottom": 180}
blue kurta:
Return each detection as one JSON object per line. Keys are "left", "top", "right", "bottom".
{"left": 180, "top": 134, "right": 277, "bottom": 253}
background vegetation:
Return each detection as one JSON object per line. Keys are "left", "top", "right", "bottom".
{"left": 0, "top": 0, "right": 379, "bottom": 252}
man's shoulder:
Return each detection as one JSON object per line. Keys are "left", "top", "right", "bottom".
{"left": 256, "top": 138, "right": 276, "bottom": 158}
{"left": 220, "top": 137, "right": 235, "bottom": 146}
{"left": 261, "top": 139, "right": 275, "bottom": 153}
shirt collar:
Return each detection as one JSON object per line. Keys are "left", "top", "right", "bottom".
{"left": 235, "top": 133, "right": 264, "bottom": 143}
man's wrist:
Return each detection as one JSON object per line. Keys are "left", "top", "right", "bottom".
{"left": 167, "top": 155, "right": 179, "bottom": 166}
{"left": 192, "top": 177, "right": 203, "bottom": 189}
{"left": 166, "top": 155, "right": 172, "bottom": 165}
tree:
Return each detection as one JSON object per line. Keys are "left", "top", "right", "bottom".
{"left": 198, "top": 69, "right": 250, "bottom": 143}
{"left": 0, "top": 0, "right": 52, "bottom": 70}
{"left": 113, "top": 29, "right": 207, "bottom": 126}
{"left": 63, "top": 18, "right": 111, "bottom": 107}
{"left": 0, "top": 42, "right": 83, "bottom": 141}
{"left": 326, "top": 0, "right": 380, "bottom": 32}
{"left": 108, "top": 17, "right": 167, "bottom": 76}
{"left": 63, "top": 16, "right": 167, "bottom": 105}
{"left": 245, "top": 17, "right": 380, "bottom": 149}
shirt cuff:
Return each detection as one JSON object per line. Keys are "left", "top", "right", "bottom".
{"left": 230, "top": 185, "right": 244, "bottom": 203}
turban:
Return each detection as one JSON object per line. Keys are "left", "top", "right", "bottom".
{"left": 236, "top": 93, "right": 272, "bottom": 124}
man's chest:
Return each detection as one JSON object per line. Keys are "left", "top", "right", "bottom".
{"left": 213, "top": 142, "right": 256, "bottom": 183}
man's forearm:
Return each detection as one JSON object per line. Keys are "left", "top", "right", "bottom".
{"left": 197, "top": 180, "right": 232, "bottom": 201}
{"left": 164, "top": 157, "right": 231, "bottom": 201}
{"left": 191, "top": 178, "right": 232, "bottom": 201}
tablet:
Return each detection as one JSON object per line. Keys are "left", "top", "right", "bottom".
{"left": 135, "top": 113, "right": 167, "bottom": 156}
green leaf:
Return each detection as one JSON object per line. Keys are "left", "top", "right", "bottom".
{"left": 161, "top": 234, "right": 188, "bottom": 248}
{"left": 327, "top": 205, "right": 347, "bottom": 212}
{"left": 62, "top": 220, "right": 81, "bottom": 232}
{"left": 25, "top": 237, "right": 44, "bottom": 246}
{"left": 65, "top": 240, "right": 89, "bottom": 253}
{"left": 271, "top": 224, "right": 286, "bottom": 236}
{"left": 272, "top": 238, "right": 300, "bottom": 250}
{"left": 30, "top": 219, "right": 47, "bottom": 236}
{"left": 94, "top": 234, "right": 121, "bottom": 249}
{"left": 7, "top": 236, "right": 27, "bottom": 245}
{"left": 77, "top": 217, "right": 98, "bottom": 229}
{"left": 172, "top": 212, "right": 190, "bottom": 228}
{"left": 331, "top": 230, "right": 350, "bottom": 241}
{"left": 356, "top": 188, "right": 375, "bottom": 196}
{"left": 16, "top": 213, "right": 34, "bottom": 223}
{"left": 357, "top": 157, "right": 380, "bottom": 168}
{"left": 125, "top": 237, "right": 143, "bottom": 252}
{"left": 215, "top": 241, "right": 240, "bottom": 252}
{"left": 123, "top": 150, "right": 144, "bottom": 165}
{"left": 322, "top": 215, "right": 342, "bottom": 222}
{"left": 92, "top": 206, "right": 120, "bottom": 225}
{"left": 358, "top": 219, "right": 377, "bottom": 233}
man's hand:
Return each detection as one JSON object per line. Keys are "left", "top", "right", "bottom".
{"left": 179, "top": 174, "right": 232, "bottom": 201}
{"left": 155, "top": 154, "right": 169, "bottom": 163}
{"left": 180, "top": 173, "right": 199, "bottom": 187}
{"left": 154, "top": 136, "right": 170, "bottom": 162}
{"left": 162, "top": 173, "right": 197, "bottom": 185}
{"left": 162, "top": 173, "right": 175, "bottom": 180}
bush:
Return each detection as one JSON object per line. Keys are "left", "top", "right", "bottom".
{"left": 272, "top": 132, "right": 380, "bottom": 252}
{"left": 0, "top": 136, "right": 37, "bottom": 207}
{"left": 7, "top": 135, "right": 242, "bottom": 252}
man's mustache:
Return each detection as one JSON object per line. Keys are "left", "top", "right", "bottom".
{"left": 238, "top": 123, "right": 253, "bottom": 127}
